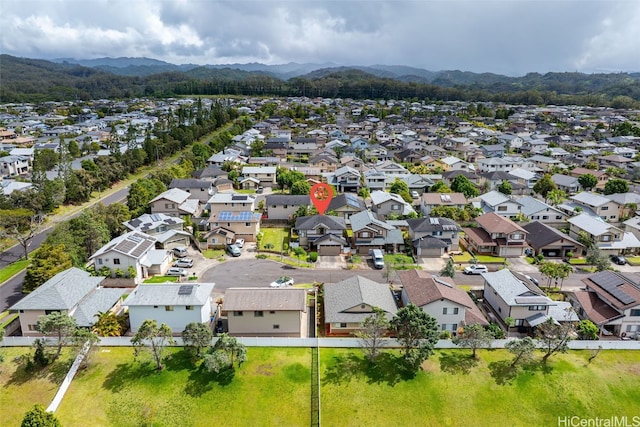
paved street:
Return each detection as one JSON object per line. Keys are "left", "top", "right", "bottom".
{"left": 0, "top": 187, "right": 130, "bottom": 312}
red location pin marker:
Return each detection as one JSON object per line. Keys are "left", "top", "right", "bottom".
{"left": 310, "top": 183, "right": 333, "bottom": 215}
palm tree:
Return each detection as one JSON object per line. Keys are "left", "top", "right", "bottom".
{"left": 93, "top": 311, "right": 124, "bottom": 337}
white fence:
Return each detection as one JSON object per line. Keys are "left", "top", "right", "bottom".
{"left": 2, "top": 336, "right": 639, "bottom": 350}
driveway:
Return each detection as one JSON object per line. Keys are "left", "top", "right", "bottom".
{"left": 419, "top": 257, "right": 446, "bottom": 273}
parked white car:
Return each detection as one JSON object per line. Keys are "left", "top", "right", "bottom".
{"left": 234, "top": 238, "right": 245, "bottom": 248}
{"left": 270, "top": 276, "right": 294, "bottom": 288}
{"left": 173, "top": 258, "right": 193, "bottom": 268}
{"left": 166, "top": 267, "right": 188, "bottom": 277}
{"left": 463, "top": 264, "right": 488, "bottom": 275}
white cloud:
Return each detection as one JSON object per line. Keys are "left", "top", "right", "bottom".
{"left": 1, "top": 0, "right": 638, "bottom": 74}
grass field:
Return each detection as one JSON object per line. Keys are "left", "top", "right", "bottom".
{"left": 452, "top": 252, "right": 506, "bottom": 264}
{"left": 142, "top": 276, "right": 179, "bottom": 283}
{"left": 3, "top": 347, "right": 639, "bottom": 426}
{"left": 0, "top": 348, "right": 73, "bottom": 427}
{"left": 260, "top": 227, "right": 290, "bottom": 252}
{"left": 321, "top": 349, "right": 640, "bottom": 427}
{"left": 202, "top": 249, "right": 225, "bottom": 259}
{"left": 0, "top": 259, "right": 30, "bottom": 284}
{"left": 55, "top": 347, "right": 311, "bottom": 427}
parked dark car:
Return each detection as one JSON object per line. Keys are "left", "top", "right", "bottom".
{"left": 610, "top": 255, "right": 627, "bottom": 265}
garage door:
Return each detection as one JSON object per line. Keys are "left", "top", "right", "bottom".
{"left": 319, "top": 245, "right": 341, "bottom": 256}
{"left": 164, "top": 238, "right": 189, "bottom": 250}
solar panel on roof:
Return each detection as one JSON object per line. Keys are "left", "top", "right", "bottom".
{"left": 178, "top": 285, "right": 194, "bottom": 295}
{"left": 231, "top": 195, "right": 247, "bottom": 201}
{"left": 591, "top": 273, "right": 635, "bottom": 305}
{"left": 219, "top": 211, "right": 253, "bottom": 221}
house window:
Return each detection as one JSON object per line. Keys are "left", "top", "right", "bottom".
{"left": 601, "top": 206, "right": 609, "bottom": 211}
{"left": 601, "top": 235, "right": 611, "bottom": 242}
{"left": 339, "top": 323, "right": 347, "bottom": 328}
{"left": 273, "top": 324, "right": 280, "bottom": 329}
{"left": 153, "top": 305, "right": 158, "bottom": 308}
{"left": 269, "top": 311, "right": 275, "bottom": 314}
{"left": 28, "top": 324, "right": 37, "bottom": 331}
{"left": 511, "top": 233, "right": 524, "bottom": 240}
{"left": 361, "top": 231, "right": 370, "bottom": 238}
{"left": 514, "top": 319, "right": 524, "bottom": 326}
{"left": 528, "top": 305, "right": 546, "bottom": 311}
{"left": 626, "top": 325, "right": 639, "bottom": 333}
{"left": 442, "top": 308, "right": 448, "bottom": 315}
{"left": 246, "top": 222, "right": 251, "bottom": 227}
{"left": 185, "top": 306, "right": 193, "bottom": 310}
{"left": 233, "top": 311, "right": 243, "bottom": 317}
{"left": 392, "top": 204, "right": 400, "bottom": 210}
{"left": 113, "top": 258, "right": 121, "bottom": 265}
{"left": 255, "top": 311, "right": 264, "bottom": 317}
{"left": 610, "top": 216, "right": 616, "bottom": 219}
{"left": 533, "top": 216, "right": 540, "bottom": 220}
{"left": 453, "top": 307, "right": 459, "bottom": 315}
{"left": 165, "top": 306, "right": 174, "bottom": 311}
{"left": 497, "top": 206, "right": 507, "bottom": 212}
{"left": 556, "top": 216, "right": 562, "bottom": 220}
{"left": 542, "top": 216, "right": 549, "bottom": 220}
{"left": 630, "top": 309, "right": 640, "bottom": 316}
{"left": 97, "top": 258, "right": 103, "bottom": 265}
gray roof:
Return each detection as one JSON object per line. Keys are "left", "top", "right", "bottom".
{"left": 11, "top": 268, "right": 104, "bottom": 311}
{"left": 481, "top": 269, "right": 551, "bottom": 306}
{"left": 327, "top": 193, "right": 366, "bottom": 212}
{"left": 551, "top": 174, "right": 578, "bottom": 187}
{"left": 516, "top": 196, "right": 561, "bottom": 216}
{"left": 169, "top": 178, "right": 214, "bottom": 189}
{"left": 324, "top": 275, "right": 397, "bottom": 323}
{"left": 150, "top": 188, "right": 191, "bottom": 204}
{"left": 548, "top": 301, "right": 580, "bottom": 323}
{"left": 479, "top": 190, "right": 511, "bottom": 207}
{"left": 90, "top": 231, "right": 156, "bottom": 260}
{"left": 350, "top": 210, "right": 395, "bottom": 232}
{"left": 223, "top": 288, "right": 307, "bottom": 311}
{"left": 72, "top": 288, "right": 126, "bottom": 327}
{"left": 568, "top": 213, "right": 620, "bottom": 236}
{"left": 265, "top": 194, "right": 311, "bottom": 207}
{"left": 406, "top": 216, "right": 460, "bottom": 233}
{"left": 124, "top": 213, "right": 184, "bottom": 233}
{"left": 605, "top": 192, "right": 640, "bottom": 206}
{"left": 571, "top": 191, "right": 611, "bottom": 208}
{"left": 294, "top": 215, "right": 347, "bottom": 231}
{"left": 125, "top": 283, "right": 215, "bottom": 307}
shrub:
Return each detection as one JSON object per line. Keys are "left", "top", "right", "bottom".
{"left": 308, "top": 252, "right": 318, "bottom": 262}
{"left": 487, "top": 323, "right": 505, "bottom": 339}
{"left": 98, "top": 266, "right": 111, "bottom": 277}
{"left": 113, "top": 268, "right": 125, "bottom": 278}
{"left": 565, "top": 251, "right": 574, "bottom": 259}
{"left": 439, "top": 330, "right": 452, "bottom": 339}
{"left": 256, "top": 254, "right": 267, "bottom": 259}
{"left": 127, "top": 265, "right": 137, "bottom": 278}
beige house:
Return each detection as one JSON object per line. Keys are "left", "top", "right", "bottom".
{"left": 464, "top": 212, "right": 528, "bottom": 257}
{"left": 223, "top": 288, "right": 308, "bottom": 337}
{"left": 10, "top": 268, "right": 124, "bottom": 336}
{"left": 421, "top": 193, "right": 468, "bottom": 216}
{"left": 207, "top": 211, "right": 261, "bottom": 242}
{"left": 207, "top": 193, "right": 256, "bottom": 215}
{"left": 241, "top": 166, "right": 277, "bottom": 187}
{"left": 398, "top": 270, "right": 487, "bottom": 334}
{"left": 150, "top": 188, "right": 202, "bottom": 218}
{"left": 569, "top": 192, "right": 619, "bottom": 222}
{"left": 323, "top": 276, "right": 397, "bottom": 336}
{"left": 482, "top": 269, "right": 556, "bottom": 333}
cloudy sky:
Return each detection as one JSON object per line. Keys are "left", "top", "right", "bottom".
{"left": 2, "top": 0, "right": 639, "bottom": 76}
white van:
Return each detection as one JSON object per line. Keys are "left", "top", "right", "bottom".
{"left": 173, "top": 246, "right": 188, "bottom": 258}
{"left": 371, "top": 249, "right": 385, "bottom": 269}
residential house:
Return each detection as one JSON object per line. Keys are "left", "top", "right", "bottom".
{"left": 323, "top": 276, "right": 397, "bottom": 336}
{"left": 10, "top": 268, "right": 124, "bottom": 336}
{"left": 437, "top": 156, "right": 471, "bottom": 172}
{"left": 398, "top": 270, "right": 487, "bottom": 334}
{"left": 350, "top": 210, "right": 404, "bottom": 254}
{"left": 363, "top": 169, "right": 387, "bottom": 192}
{"left": 598, "top": 154, "right": 633, "bottom": 171}
{"left": 150, "top": 188, "right": 202, "bottom": 218}
{"left": 623, "top": 216, "right": 640, "bottom": 242}
{"left": 421, "top": 193, "right": 468, "bottom": 216}
{"left": 464, "top": 212, "right": 528, "bottom": 257}
{"left": 479, "top": 144, "right": 505, "bottom": 158}
{"left": 508, "top": 168, "right": 539, "bottom": 189}
{"left": 265, "top": 194, "right": 311, "bottom": 221}
{"left": 207, "top": 149, "right": 246, "bottom": 166}
{"left": 567, "top": 213, "right": 640, "bottom": 255}
{"left": 223, "top": 288, "right": 308, "bottom": 337}
{"left": 516, "top": 196, "right": 569, "bottom": 226}
{"left": 294, "top": 215, "right": 348, "bottom": 256}
{"left": 406, "top": 217, "right": 461, "bottom": 257}
{"left": 207, "top": 192, "right": 256, "bottom": 214}
{"left": 169, "top": 179, "right": 216, "bottom": 203}
{"left": 207, "top": 210, "right": 262, "bottom": 243}
{"left": 528, "top": 154, "right": 564, "bottom": 172}
{"left": 0, "top": 155, "right": 30, "bottom": 177}
{"left": 476, "top": 190, "right": 522, "bottom": 219}
{"left": 370, "top": 190, "right": 416, "bottom": 218}
{"left": 477, "top": 156, "right": 535, "bottom": 173}
{"left": 570, "top": 168, "right": 608, "bottom": 191}
{"left": 551, "top": 174, "right": 581, "bottom": 195}
{"left": 569, "top": 271, "right": 640, "bottom": 338}
{"left": 482, "top": 269, "right": 555, "bottom": 333}
{"left": 241, "top": 166, "right": 277, "bottom": 187}
{"left": 123, "top": 213, "right": 191, "bottom": 249}
{"left": 568, "top": 192, "right": 619, "bottom": 222}
{"left": 325, "top": 166, "right": 362, "bottom": 193}
{"left": 124, "top": 283, "right": 215, "bottom": 333}
{"left": 1, "top": 180, "right": 33, "bottom": 196}
{"left": 327, "top": 193, "right": 367, "bottom": 222}
{"left": 308, "top": 153, "right": 338, "bottom": 173}
{"left": 90, "top": 231, "right": 168, "bottom": 282}
{"left": 401, "top": 174, "right": 434, "bottom": 196}
{"left": 522, "top": 221, "right": 585, "bottom": 258}
{"left": 605, "top": 193, "right": 640, "bottom": 220}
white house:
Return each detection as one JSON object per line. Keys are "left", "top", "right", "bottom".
{"left": 89, "top": 231, "right": 161, "bottom": 283}
{"left": 125, "top": 283, "right": 216, "bottom": 333}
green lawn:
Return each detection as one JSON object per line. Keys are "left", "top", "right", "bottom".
{"left": 261, "top": 254, "right": 314, "bottom": 268}
{"left": 451, "top": 252, "right": 506, "bottom": 264}
{"left": 568, "top": 258, "right": 589, "bottom": 265}
{"left": 202, "top": 249, "right": 225, "bottom": 259}
{"left": 0, "top": 348, "right": 74, "bottom": 427}
{"left": 625, "top": 256, "right": 640, "bottom": 265}
{"left": 143, "top": 276, "right": 179, "bottom": 283}
{"left": 0, "top": 259, "right": 30, "bottom": 284}
{"left": 3, "top": 347, "right": 640, "bottom": 427}
{"left": 260, "top": 227, "right": 290, "bottom": 252}
{"left": 384, "top": 254, "right": 419, "bottom": 270}
{"left": 321, "top": 349, "right": 640, "bottom": 427}
{"left": 55, "top": 347, "right": 311, "bottom": 427}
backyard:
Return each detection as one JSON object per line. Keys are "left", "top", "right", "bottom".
{"left": 259, "top": 227, "right": 290, "bottom": 253}
{"left": 2, "top": 346, "right": 639, "bottom": 426}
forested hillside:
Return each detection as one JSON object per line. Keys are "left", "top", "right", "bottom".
{"left": 1, "top": 54, "right": 639, "bottom": 107}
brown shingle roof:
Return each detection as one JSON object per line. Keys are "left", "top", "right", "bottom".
{"left": 462, "top": 227, "right": 497, "bottom": 246}
{"left": 476, "top": 212, "right": 528, "bottom": 234}
{"left": 571, "top": 290, "right": 622, "bottom": 325}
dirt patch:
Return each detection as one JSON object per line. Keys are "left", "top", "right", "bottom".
{"left": 255, "top": 363, "right": 274, "bottom": 376}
